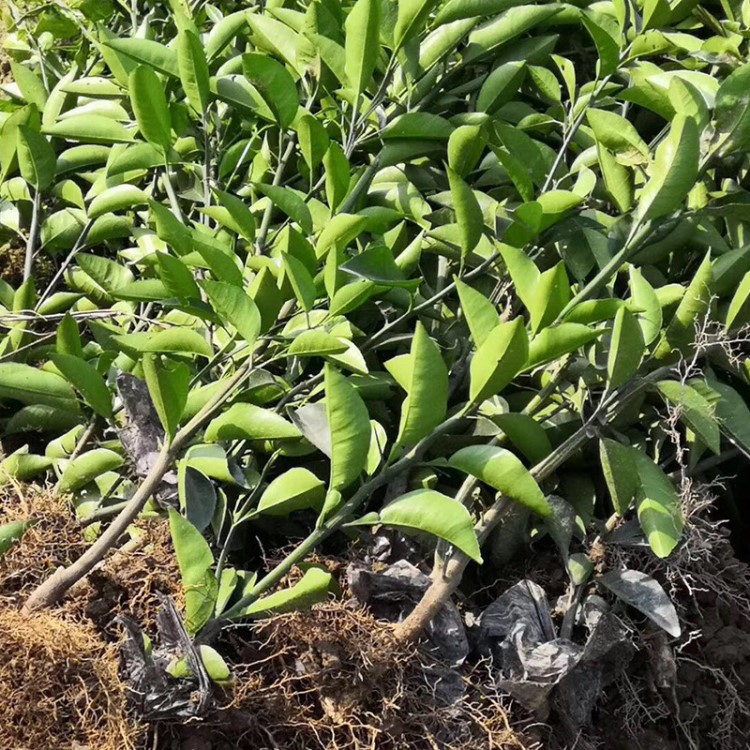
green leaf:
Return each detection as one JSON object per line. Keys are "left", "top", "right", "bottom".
{"left": 242, "top": 53, "right": 299, "bottom": 129}
{"left": 129, "top": 65, "right": 172, "bottom": 153}
{"left": 383, "top": 112, "right": 453, "bottom": 140}
{"left": 493, "top": 413, "right": 552, "bottom": 465}
{"left": 239, "top": 567, "right": 333, "bottom": 618}
{"left": 325, "top": 364, "right": 371, "bottom": 490}
{"left": 586, "top": 108, "right": 649, "bottom": 161}
{"left": 57, "top": 313, "right": 84, "bottom": 358}
{"left": 636, "top": 115, "right": 699, "bottom": 222}
{"left": 113, "top": 328, "right": 213, "bottom": 358}
{"left": 50, "top": 353, "right": 113, "bottom": 419}
{"left": 213, "top": 190, "right": 256, "bottom": 241}
{"left": 467, "top": 5, "right": 562, "bottom": 58}
{"left": 0, "top": 362, "right": 77, "bottom": 410}
{"left": 447, "top": 125, "right": 485, "bottom": 177}
{"left": 628, "top": 266, "right": 662, "bottom": 345}
{"left": 449, "top": 445, "right": 550, "bottom": 517}
{"left": 455, "top": 278, "right": 500, "bottom": 348}
{"left": 607, "top": 307, "right": 644, "bottom": 389}
{"left": 0, "top": 520, "right": 36, "bottom": 557}
{"left": 255, "top": 183, "right": 313, "bottom": 235}
{"left": 17, "top": 126, "right": 56, "bottom": 190}
{"left": 157, "top": 253, "right": 201, "bottom": 300}
{"left": 394, "top": 0, "right": 438, "bottom": 49}
{"left": 477, "top": 61, "right": 526, "bottom": 114}
{"left": 201, "top": 280, "right": 261, "bottom": 348}
{"left": 344, "top": 0, "right": 381, "bottom": 99}
{"left": 282, "top": 253, "right": 317, "bottom": 312}
{"left": 469, "top": 318, "right": 529, "bottom": 403}
{"left": 178, "top": 465, "right": 217, "bottom": 532}
{"left": 656, "top": 380, "right": 720, "bottom": 455}
{"left": 392, "top": 322, "right": 448, "bottom": 451}
{"left": 323, "top": 142, "right": 350, "bottom": 210}
{"left": 597, "top": 143, "right": 633, "bottom": 213}
{"left": 256, "top": 467, "right": 326, "bottom": 516}
{"left": 632, "top": 450, "right": 683, "bottom": 558}
{"left": 0, "top": 452, "right": 53, "bottom": 483}
{"left": 205, "top": 403, "right": 301, "bottom": 442}
{"left": 375, "top": 489, "right": 482, "bottom": 563}
{"left": 726, "top": 269, "right": 750, "bottom": 330}
{"left": 599, "top": 438, "right": 639, "bottom": 515}
{"left": 143, "top": 354, "right": 190, "bottom": 439}
{"left": 526, "top": 323, "right": 600, "bottom": 370}
{"left": 714, "top": 61, "right": 750, "bottom": 156}
{"left": 103, "top": 37, "right": 179, "bottom": 77}
{"left": 654, "top": 251, "right": 712, "bottom": 359}
{"left": 9, "top": 61, "right": 47, "bottom": 109}
{"left": 45, "top": 115, "right": 135, "bottom": 144}
{"left": 288, "top": 329, "right": 348, "bottom": 357}
{"left": 692, "top": 377, "right": 750, "bottom": 456}
{"left": 58, "top": 448, "right": 124, "bottom": 492}
{"left": 447, "top": 165, "right": 484, "bottom": 255}
{"left": 88, "top": 184, "right": 149, "bottom": 219}
{"left": 297, "top": 113, "right": 330, "bottom": 171}
{"left": 168, "top": 508, "right": 217, "bottom": 634}
{"left": 178, "top": 29, "right": 211, "bottom": 114}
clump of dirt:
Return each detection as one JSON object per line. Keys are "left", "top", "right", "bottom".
{"left": 77, "top": 519, "right": 184, "bottom": 633}
{"left": 0, "top": 606, "right": 140, "bottom": 750}
{"left": 580, "top": 485, "right": 750, "bottom": 750}
{"left": 170, "top": 603, "right": 530, "bottom": 750}
{"left": 0, "top": 484, "right": 89, "bottom": 600}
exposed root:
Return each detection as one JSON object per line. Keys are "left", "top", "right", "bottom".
{"left": 0, "top": 606, "right": 140, "bottom": 750}
{"left": 199, "top": 603, "right": 531, "bottom": 750}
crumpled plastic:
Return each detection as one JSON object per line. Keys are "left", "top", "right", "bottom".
{"left": 116, "top": 373, "right": 178, "bottom": 506}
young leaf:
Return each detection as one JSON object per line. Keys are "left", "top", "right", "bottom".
{"left": 324, "top": 365, "right": 371, "bottom": 490}
{"left": 455, "top": 277, "right": 500, "bottom": 348}
{"left": 607, "top": 307, "right": 644, "bottom": 389}
{"left": 469, "top": 318, "right": 529, "bottom": 403}
{"left": 392, "top": 322, "right": 448, "bottom": 452}
{"left": 449, "top": 445, "right": 550, "bottom": 517}
{"left": 636, "top": 115, "right": 699, "bottom": 222}
{"left": 256, "top": 467, "right": 326, "bottom": 516}
{"left": 143, "top": 354, "right": 190, "bottom": 440}
{"left": 239, "top": 567, "right": 333, "bottom": 618}
{"left": 375, "top": 489, "right": 483, "bottom": 563}
{"left": 129, "top": 65, "right": 173, "bottom": 153}
{"left": 17, "top": 126, "right": 56, "bottom": 190}
{"left": 632, "top": 450, "right": 683, "bottom": 558}
{"left": 58, "top": 448, "right": 124, "bottom": 492}
{"left": 50, "top": 353, "right": 113, "bottom": 419}
{"left": 205, "top": 404, "right": 301, "bottom": 442}
{"left": 447, "top": 165, "right": 484, "bottom": 255}
{"left": 201, "top": 280, "right": 261, "bottom": 348}
{"left": 168, "top": 508, "right": 218, "bottom": 634}
{"left": 599, "top": 438, "right": 639, "bottom": 515}
{"left": 178, "top": 29, "right": 211, "bottom": 115}
{"left": 344, "top": 0, "right": 381, "bottom": 100}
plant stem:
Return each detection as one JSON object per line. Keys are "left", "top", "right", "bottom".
{"left": 23, "top": 189, "right": 42, "bottom": 283}
{"left": 255, "top": 135, "right": 297, "bottom": 254}
{"left": 22, "top": 358, "right": 256, "bottom": 612}
{"left": 220, "top": 412, "right": 468, "bottom": 621}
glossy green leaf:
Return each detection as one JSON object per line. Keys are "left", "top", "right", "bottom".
{"left": 239, "top": 567, "right": 333, "bottom": 618}
{"left": 143, "top": 354, "right": 190, "bottom": 439}
{"left": 0, "top": 363, "right": 77, "bottom": 410}
{"left": 455, "top": 277, "right": 500, "bottom": 348}
{"left": 205, "top": 403, "right": 301, "bottom": 442}
{"left": 493, "top": 413, "right": 552, "bottom": 465}
{"left": 178, "top": 465, "right": 217, "bottom": 532}
{"left": 243, "top": 53, "right": 299, "bottom": 129}
{"left": 447, "top": 166, "right": 484, "bottom": 255}
{"left": 607, "top": 307, "right": 644, "bottom": 389}
{"left": 632, "top": 450, "right": 683, "bottom": 559}
{"left": 344, "top": 0, "right": 381, "bottom": 99}
{"left": 714, "top": 61, "right": 750, "bottom": 156}
{"left": 129, "top": 65, "right": 172, "bottom": 153}
{"left": 599, "top": 438, "right": 639, "bottom": 515}
{"left": 50, "top": 353, "right": 113, "bottom": 419}
{"left": 469, "top": 318, "right": 528, "bottom": 403}
{"left": 202, "top": 280, "right": 261, "bottom": 347}
{"left": 17, "top": 126, "right": 56, "bottom": 190}
{"left": 376, "top": 489, "right": 482, "bottom": 563}
{"left": 58, "top": 448, "right": 124, "bottom": 492}
{"left": 256, "top": 467, "right": 326, "bottom": 516}
{"left": 178, "top": 29, "right": 211, "bottom": 114}
{"left": 325, "top": 364, "right": 371, "bottom": 490}
{"left": 0, "top": 520, "right": 36, "bottom": 557}
{"left": 526, "top": 323, "right": 600, "bottom": 370}
{"left": 450, "top": 445, "right": 550, "bottom": 517}
{"left": 255, "top": 183, "right": 313, "bottom": 235}
{"left": 168, "top": 508, "right": 218, "bottom": 634}
{"left": 88, "top": 184, "right": 149, "bottom": 219}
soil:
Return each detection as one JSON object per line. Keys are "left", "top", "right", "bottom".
{"left": 1, "top": 484, "right": 750, "bottom": 750}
